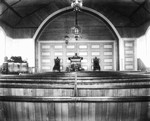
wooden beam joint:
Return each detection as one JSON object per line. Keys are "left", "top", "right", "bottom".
{"left": 1, "top": 0, "right": 22, "bottom": 18}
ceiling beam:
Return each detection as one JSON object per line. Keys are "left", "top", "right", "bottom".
{"left": 0, "top": 7, "right": 9, "bottom": 16}
{"left": 22, "top": 2, "right": 52, "bottom": 18}
{"left": 11, "top": 0, "right": 21, "bottom": 7}
{"left": 129, "top": 0, "right": 146, "bottom": 18}
{"left": 131, "top": 0, "right": 150, "bottom": 16}
{"left": 1, "top": 0, "right": 22, "bottom": 18}
{"left": 142, "top": 0, "right": 150, "bottom": 14}
{"left": 14, "top": 3, "right": 52, "bottom": 27}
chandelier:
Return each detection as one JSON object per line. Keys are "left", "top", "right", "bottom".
{"left": 64, "top": 0, "right": 83, "bottom": 44}
{"left": 71, "top": 0, "right": 82, "bottom": 41}
{"left": 71, "top": 10, "right": 82, "bottom": 41}
{"left": 64, "top": 14, "right": 69, "bottom": 45}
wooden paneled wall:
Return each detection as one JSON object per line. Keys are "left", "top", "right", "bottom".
{"left": 0, "top": 101, "right": 149, "bottom": 121}
{"left": 124, "top": 40, "right": 136, "bottom": 71}
{"left": 2, "top": 24, "right": 146, "bottom": 39}
{"left": 39, "top": 41, "right": 116, "bottom": 72}
{"left": 38, "top": 12, "right": 115, "bottom": 41}
{"left": 0, "top": 89, "right": 150, "bottom": 121}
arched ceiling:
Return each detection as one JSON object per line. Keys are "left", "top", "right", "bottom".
{"left": 0, "top": 0, "right": 150, "bottom": 28}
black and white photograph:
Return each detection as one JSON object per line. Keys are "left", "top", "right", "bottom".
{"left": 0, "top": 0, "right": 150, "bottom": 121}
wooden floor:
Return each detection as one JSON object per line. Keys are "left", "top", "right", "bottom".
{"left": 0, "top": 71, "right": 150, "bottom": 121}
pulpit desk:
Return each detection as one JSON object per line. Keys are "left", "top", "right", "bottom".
{"left": 68, "top": 54, "right": 83, "bottom": 71}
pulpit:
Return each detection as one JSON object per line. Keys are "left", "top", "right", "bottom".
{"left": 68, "top": 53, "right": 83, "bottom": 71}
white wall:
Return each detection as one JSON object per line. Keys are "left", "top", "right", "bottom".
{"left": 145, "top": 28, "right": 150, "bottom": 67}
{"left": 10, "top": 38, "right": 35, "bottom": 67}
{"left": 0, "top": 29, "right": 6, "bottom": 65}
{"left": 5, "top": 36, "right": 13, "bottom": 58}
{"left": 0, "top": 27, "right": 35, "bottom": 68}
{"left": 137, "top": 33, "right": 150, "bottom": 67}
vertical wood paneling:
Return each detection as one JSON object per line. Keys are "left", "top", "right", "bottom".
{"left": 109, "top": 103, "right": 117, "bottom": 121}
{"left": 55, "top": 103, "right": 62, "bottom": 121}
{"left": 16, "top": 102, "right": 22, "bottom": 121}
{"left": 0, "top": 101, "right": 150, "bottom": 121}
{"left": 47, "top": 103, "right": 55, "bottom": 121}
{"left": 81, "top": 103, "right": 88, "bottom": 121}
{"left": 1, "top": 72, "right": 150, "bottom": 121}
{"left": 122, "top": 103, "right": 129, "bottom": 121}
{"left": 0, "top": 102, "right": 6, "bottom": 121}
{"left": 134, "top": 102, "right": 141, "bottom": 121}
{"left": 38, "top": 12, "right": 114, "bottom": 41}
{"left": 95, "top": 103, "right": 102, "bottom": 121}
{"left": 41, "top": 103, "right": 49, "bottom": 121}
{"left": 1, "top": 88, "right": 149, "bottom": 121}
{"left": 61, "top": 103, "right": 68, "bottom": 121}
{"left": 102, "top": 103, "right": 108, "bottom": 121}
{"left": 124, "top": 40, "right": 135, "bottom": 71}
{"left": 35, "top": 102, "right": 42, "bottom": 121}
{"left": 9, "top": 102, "right": 17, "bottom": 121}
{"left": 22, "top": 102, "right": 29, "bottom": 121}
{"left": 128, "top": 102, "right": 135, "bottom": 121}
{"left": 68, "top": 103, "right": 75, "bottom": 121}
{"left": 140, "top": 102, "right": 149, "bottom": 121}
{"left": 117, "top": 103, "right": 123, "bottom": 121}
{"left": 28, "top": 102, "right": 36, "bottom": 121}
{"left": 88, "top": 103, "right": 95, "bottom": 121}
{"left": 75, "top": 103, "right": 81, "bottom": 121}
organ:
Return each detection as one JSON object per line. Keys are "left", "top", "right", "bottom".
{"left": 1, "top": 56, "right": 28, "bottom": 74}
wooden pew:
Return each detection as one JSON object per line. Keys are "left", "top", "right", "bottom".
{"left": 0, "top": 71, "right": 150, "bottom": 121}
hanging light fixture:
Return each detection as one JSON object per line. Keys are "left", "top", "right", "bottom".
{"left": 71, "top": 10, "right": 82, "bottom": 40}
{"left": 64, "top": 35, "right": 69, "bottom": 44}
{"left": 71, "top": 0, "right": 83, "bottom": 40}
{"left": 71, "top": 0, "right": 83, "bottom": 11}
{"left": 64, "top": 14, "right": 70, "bottom": 45}
{"left": 64, "top": 0, "right": 82, "bottom": 43}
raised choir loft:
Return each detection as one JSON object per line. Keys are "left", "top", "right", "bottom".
{"left": 0, "top": 0, "right": 150, "bottom": 121}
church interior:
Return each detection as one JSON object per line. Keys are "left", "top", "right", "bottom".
{"left": 0, "top": 0, "right": 150, "bottom": 121}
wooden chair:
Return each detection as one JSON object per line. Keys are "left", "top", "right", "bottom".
{"left": 53, "top": 57, "right": 60, "bottom": 72}
{"left": 93, "top": 57, "right": 101, "bottom": 71}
